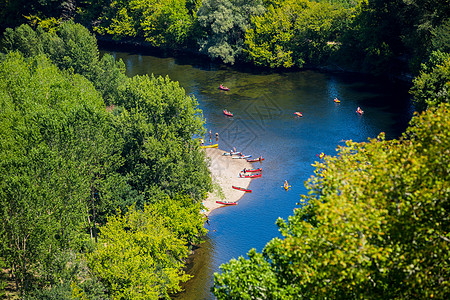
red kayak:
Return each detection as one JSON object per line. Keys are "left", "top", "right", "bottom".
{"left": 239, "top": 173, "right": 261, "bottom": 178}
{"left": 232, "top": 186, "right": 252, "bottom": 192}
{"left": 216, "top": 201, "right": 237, "bottom": 205}
{"left": 242, "top": 168, "right": 262, "bottom": 173}
{"left": 247, "top": 157, "right": 264, "bottom": 162}
{"left": 219, "top": 84, "right": 230, "bottom": 91}
{"left": 223, "top": 109, "right": 233, "bottom": 117}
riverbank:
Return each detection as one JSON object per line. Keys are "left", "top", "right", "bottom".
{"left": 202, "top": 148, "right": 252, "bottom": 216}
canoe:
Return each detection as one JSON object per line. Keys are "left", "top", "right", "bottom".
{"left": 219, "top": 85, "right": 230, "bottom": 91}
{"left": 232, "top": 186, "right": 252, "bottom": 192}
{"left": 232, "top": 155, "right": 252, "bottom": 159}
{"left": 223, "top": 109, "right": 233, "bottom": 117}
{"left": 200, "top": 143, "right": 219, "bottom": 149}
{"left": 242, "top": 168, "right": 262, "bottom": 173}
{"left": 239, "top": 173, "right": 261, "bottom": 178}
{"left": 216, "top": 201, "right": 237, "bottom": 205}
{"left": 247, "top": 157, "right": 264, "bottom": 162}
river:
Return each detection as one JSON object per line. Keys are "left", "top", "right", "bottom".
{"left": 101, "top": 46, "right": 413, "bottom": 299}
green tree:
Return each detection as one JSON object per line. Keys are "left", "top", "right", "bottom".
{"left": 1, "top": 23, "right": 43, "bottom": 57}
{"left": 197, "top": 0, "right": 266, "bottom": 64}
{"left": 244, "top": 0, "right": 351, "bottom": 68}
{"left": 410, "top": 50, "right": 450, "bottom": 111}
{"left": 116, "top": 74, "right": 211, "bottom": 202}
{"left": 213, "top": 103, "right": 450, "bottom": 299}
{"left": 152, "top": 194, "right": 208, "bottom": 246}
{"left": 0, "top": 52, "right": 123, "bottom": 295}
{"left": 93, "top": 0, "right": 195, "bottom": 48}
{"left": 1, "top": 22, "right": 127, "bottom": 104}
{"left": 244, "top": 4, "right": 295, "bottom": 68}
{"left": 86, "top": 205, "right": 192, "bottom": 300}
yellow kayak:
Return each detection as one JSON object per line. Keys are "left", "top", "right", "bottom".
{"left": 200, "top": 143, "right": 219, "bottom": 149}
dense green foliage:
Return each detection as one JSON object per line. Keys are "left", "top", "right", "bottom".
{"left": 197, "top": 0, "right": 265, "bottom": 64}
{"left": 85, "top": 201, "right": 206, "bottom": 299}
{"left": 92, "top": 0, "right": 196, "bottom": 49}
{"left": 0, "top": 22, "right": 212, "bottom": 298}
{"left": 410, "top": 50, "right": 450, "bottom": 111}
{"left": 244, "top": 0, "right": 350, "bottom": 68}
{"left": 1, "top": 0, "right": 449, "bottom": 75}
{"left": 1, "top": 22, "right": 127, "bottom": 105}
{"left": 1, "top": 2, "right": 450, "bottom": 299}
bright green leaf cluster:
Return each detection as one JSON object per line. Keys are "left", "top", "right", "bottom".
{"left": 410, "top": 50, "right": 450, "bottom": 111}
{"left": 87, "top": 204, "right": 193, "bottom": 299}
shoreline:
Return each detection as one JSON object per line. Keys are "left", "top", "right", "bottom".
{"left": 202, "top": 148, "right": 253, "bottom": 216}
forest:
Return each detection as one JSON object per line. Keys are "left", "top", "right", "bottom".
{"left": 0, "top": 0, "right": 449, "bottom": 299}
{"left": 0, "top": 22, "right": 212, "bottom": 299}
{"left": 0, "top": 0, "right": 449, "bottom": 76}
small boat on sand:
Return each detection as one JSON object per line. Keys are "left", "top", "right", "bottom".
{"left": 239, "top": 173, "right": 261, "bottom": 178}
{"left": 232, "top": 186, "right": 252, "bottom": 192}
{"left": 233, "top": 155, "right": 252, "bottom": 159}
{"left": 223, "top": 152, "right": 242, "bottom": 156}
{"left": 219, "top": 84, "right": 230, "bottom": 91}
{"left": 242, "top": 168, "right": 262, "bottom": 173}
{"left": 223, "top": 109, "right": 233, "bottom": 117}
{"left": 247, "top": 157, "right": 264, "bottom": 162}
{"left": 216, "top": 201, "right": 237, "bottom": 205}
{"left": 200, "top": 143, "right": 219, "bottom": 149}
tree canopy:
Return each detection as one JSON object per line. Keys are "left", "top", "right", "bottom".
{"left": 410, "top": 50, "right": 450, "bottom": 111}
{"left": 1, "top": 0, "right": 449, "bottom": 76}
{"left": 0, "top": 22, "right": 212, "bottom": 298}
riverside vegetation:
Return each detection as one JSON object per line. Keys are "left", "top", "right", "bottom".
{"left": 0, "top": 23, "right": 212, "bottom": 299}
{"left": 0, "top": 1, "right": 449, "bottom": 299}
{"left": 1, "top": 0, "right": 449, "bottom": 76}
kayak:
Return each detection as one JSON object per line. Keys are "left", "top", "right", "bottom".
{"left": 223, "top": 152, "right": 240, "bottom": 156}
{"left": 232, "top": 155, "right": 252, "bottom": 159}
{"left": 242, "top": 168, "right": 262, "bottom": 173}
{"left": 216, "top": 201, "right": 237, "bottom": 205}
{"left": 223, "top": 109, "right": 233, "bottom": 117}
{"left": 223, "top": 152, "right": 242, "bottom": 156}
{"left": 239, "top": 173, "right": 261, "bottom": 178}
{"left": 247, "top": 157, "right": 264, "bottom": 162}
{"left": 219, "top": 85, "right": 230, "bottom": 91}
{"left": 200, "top": 143, "right": 218, "bottom": 149}
{"left": 232, "top": 186, "right": 252, "bottom": 192}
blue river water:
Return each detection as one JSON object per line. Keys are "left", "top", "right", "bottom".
{"left": 102, "top": 48, "right": 413, "bottom": 299}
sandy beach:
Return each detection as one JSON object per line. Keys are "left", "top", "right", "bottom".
{"left": 202, "top": 148, "right": 253, "bottom": 216}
